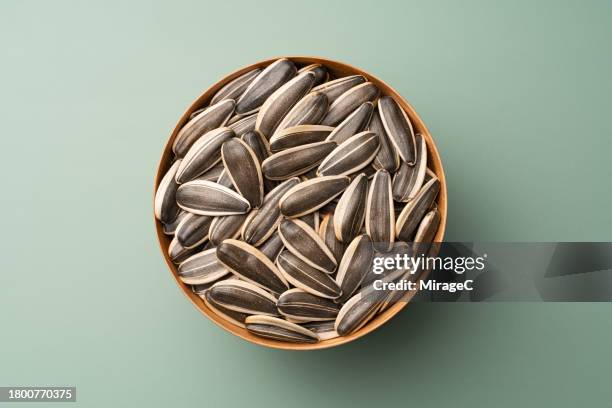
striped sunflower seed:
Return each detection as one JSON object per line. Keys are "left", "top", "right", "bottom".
{"left": 255, "top": 71, "right": 316, "bottom": 138}
{"left": 221, "top": 138, "right": 264, "bottom": 208}
{"left": 278, "top": 219, "right": 337, "bottom": 273}
{"left": 311, "top": 75, "right": 366, "bottom": 104}
{"left": 277, "top": 288, "right": 340, "bottom": 322}
{"left": 241, "top": 130, "right": 276, "bottom": 192}
{"left": 369, "top": 109, "right": 400, "bottom": 172}
{"left": 228, "top": 113, "right": 257, "bottom": 136}
{"left": 321, "top": 82, "right": 379, "bottom": 126}
{"left": 203, "top": 290, "right": 248, "bottom": 328}
{"left": 216, "top": 169, "right": 234, "bottom": 188}
{"left": 317, "top": 131, "right": 380, "bottom": 177}
{"left": 318, "top": 214, "right": 346, "bottom": 264}
{"left": 259, "top": 231, "right": 284, "bottom": 263}
{"left": 208, "top": 279, "right": 279, "bottom": 316}
{"left": 175, "top": 127, "right": 235, "bottom": 184}
{"left": 235, "top": 59, "right": 297, "bottom": 115}
{"left": 208, "top": 213, "right": 248, "bottom": 246}
{"left": 245, "top": 315, "right": 318, "bottom": 343}
{"left": 210, "top": 68, "right": 262, "bottom": 105}
{"left": 168, "top": 236, "right": 202, "bottom": 264}
{"left": 378, "top": 96, "right": 416, "bottom": 164}
{"left": 216, "top": 239, "right": 289, "bottom": 294}
{"left": 195, "top": 162, "right": 225, "bottom": 182}
{"left": 365, "top": 169, "right": 395, "bottom": 252}
{"left": 334, "top": 285, "right": 385, "bottom": 336}
{"left": 302, "top": 321, "right": 339, "bottom": 341}
{"left": 298, "top": 63, "right": 329, "bottom": 86}
{"left": 392, "top": 134, "right": 427, "bottom": 202}
{"left": 176, "top": 180, "right": 251, "bottom": 216}
{"left": 162, "top": 210, "right": 187, "bottom": 235}
{"left": 274, "top": 91, "right": 329, "bottom": 133}
{"left": 173, "top": 99, "right": 235, "bottom": 157}
{"left": 396, "top": 178, "right": 440, "bottom": 241}
{"left": 269, "top": 125, "right": 334, "bottom": 152}
{"left": 279, "top": 175, "right": 350, "bottom": 218}
{"left": 276, "top": 250, "right": 342, "bottom": 299}
{"left": 154, "top": 160, "right": 181, "bottom": 224}
{"left": 175, "top": 212, "right": 213, "bottom": 249}
{"left": 335, "top": 234, "right": 374, "bottom": 303}
{"left": 241, "top": 177, "right": 300, "bottom": 246}
{"left": 414, "top": 208, "right": 440, "bottom": 243}
{"left": 326, "top": 102, "right": 374, "bottom": 144}
{"left": 261, "top": 141, "right": 337, "bottom": 180}
{"left": 178, "top": 248, "right": 230, "bottom": 285}
{"left": 300, "top": 211, "right": 320, "bottom": 232}
{"left": 333, "top": 173, "right": 368, "bottom": 243}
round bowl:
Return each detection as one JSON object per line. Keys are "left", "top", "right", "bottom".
{"left": 154, "top": 56, "right": 447, "bottom": 350}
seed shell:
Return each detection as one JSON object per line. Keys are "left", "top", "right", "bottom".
{"left": 168, "top": 237, "right": 201, "bottom": 264}
{"left": 176, "top": 180, "right": 251, "bottom": 216}
{"left": 209, "top": 279, "right": 278, "bottom": 316}
{"left": 195, "top": 163, "right": 225, "bottom": 182}
{"left": 259, "top": 231, "right": 284, "bottom": 262}
{"left": 298, "top": 63, "right": 329, "bottom": 86}
{"left": 334, "top": 286, "right": 384, "bottom": 336}
{"left": 318, "top": 214, "right": 347, "bottom": 264}
{"left": 269, "top": 125, "right": 334, "bottom": 152}
{"left": 326, "top": 102, "right": 374, "bottom": 144}
{"left": 162, "top": 210, "right": 188, "bottom": 235}
{"left": 333, "top": 173, "right": 368, "bottom": 243}
{"left": 261, "top": 141, "right": 337, "bottom": 180}
{"left": 173, "top": 99, "right": 235, "bottom": 157}
{"left": 279, "top": 175, "right": 350, "bottom": 218}
{"left": 208, "top": 213, "right": 248, "bottom": 246}
{"left": 277, "top": 288, "right": 340, "bottom": 321}
{"left": 365, "top": 170, "right": 395, "bottom": 252}
{"left": 278, "top": 219, "right": 337, "bottom": 273}
{"left": 413, "top": 208, "right": 441, "bottom": 243}
{"left": 392, "top": 134, "right": 427, "bottom": 202}
{"left": 245, "top": 315, "right": 318, "bottom": 343}
{"left": 228, "top": 113, "right": 257, "bottom": 136}
{"left": 276, "top": 251, "right": 342, "bottom": 299}
{"left": 155, "top": 160, "right": 181, "bottom": 224}
{"left": 175, "top": 212, "right": 213, "bottom": 249}
{"left": 321, "top": 82, "right": 379, "bottom": 126}
{"left": 221, "top": 138, "right": 264, "bottom": 208}
{"left": 378, "top": 96, "right": 416, "bottom": 164}
{"left": 235, "top": 59, "right": 297, "bottom": 115}
{"left": 369, "top": 109, "right": 400, "bottom": 172}
{"left": 302, "top": 321, "right": 339, "bottom": 340}
{"left": 335, "top": 234, "right": 374, "bottom": 303}
{"left": 317, "top": 131, "right": 380, "bottom": 177}
{"left": 203, "top": 291, "right": 248, "bottom": 328}
{"left": 395, "top": 178, "right": 440, "bottom": 241}
{"left": 210, "top": 68, "right": 262, "bottom": 105}
{"left": 274, "top": 91, "right": 329, "bottom": 133}
{"left": 178, "top": 248, "right": 230, "bottom": 285}
{"left": 311, "top": 75, "right": 366, "bottom": 104}
{"left": 175, "top": 127, "right": 235, "bottom": 184}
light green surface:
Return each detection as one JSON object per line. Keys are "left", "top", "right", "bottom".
{"left": 1, "top": 1, "right": 611, "bottom": 407}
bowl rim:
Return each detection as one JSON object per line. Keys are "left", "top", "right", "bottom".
{"left": 154, "top": 55, "right": 447, "bottom": 350}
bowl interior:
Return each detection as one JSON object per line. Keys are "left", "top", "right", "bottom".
{"left": 154, "top": 56, "right": 447, "bottom": 350}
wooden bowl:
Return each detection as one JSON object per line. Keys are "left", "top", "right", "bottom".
{"left": 154, "top": 56, "right": 447, "bottom": 350}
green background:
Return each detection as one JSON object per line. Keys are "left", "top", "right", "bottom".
{"left": 1, "top": 0, "right": 611, "bottom": 406}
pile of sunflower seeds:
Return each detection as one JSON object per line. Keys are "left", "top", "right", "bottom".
{"left": 155, "top": 58, "right": 441, "bottom": 343}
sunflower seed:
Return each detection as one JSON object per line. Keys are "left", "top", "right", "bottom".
{"left": 208, "top": 213, "right": 248, "bottom": 246}
{"left": 168, "top": 237, "right": 201, "bottom": 264}
{"left": 317, "top": 131, "right": 380, "bottom": 177}
{"left": 195, "top": 163, "right": 225, "bottom": 182}
{"left": 189, "top": 107, "right": 206, "bottom": 120}
{"left": 175, "top": 212, "right": 213, "bottom": 248}
{"left": 221, "top": 138, "right": 264, "bottom": 208}
{"left": 335, "top": 234, "right": 374, "bottom": 303}
{"left": 276, "top": 250, "right": 341, "bottom": 298}
{"left": 300, "top": 211, "right": 320, "bottom": 232}
{"left": 333, "top": 173, "right": 368, "bottom": 243}
{"left": 203, "top": 291, "right": 248, "bottom": 328}
{"left": 392, "top": 134, "right": 427, "bottom": 202}
{"left": 162, "top": 210, "right": 187, "bottom": 235}
{"left": 240, "top": 130, "right": 276, "bottom": 193}
{"left": 175, "top": 127, "right": 235, "bottom": 184}
{"left": 395, "top": 178, "right": 440, "bottom": 241}
{"left": 245, "top": 315, "right": 318, "bottom": 343}
{"left": 241, "top": 178, "right": 300, "bottom": 246}
{"left": 298, "top": 64, "right": 329, "bottom": 86}
{"left": 414, "top": 208, "right": 440, "bottom": 243}
{"left": 210, "top": 68, "right": 262, "bottom": 105}
{"left": 192, "top": 279, "right": 222, "bottom": 295}
{"left": 235, "top": 59, "right": 297, "bottom": 115}
{"left": 228, "top": 113, "right": 257, "bottom": 136}
{"left": 318, "top": 214, "right": 346, "bottom": 264}
{"left": 311, "top": 75, "right": 366, "bottom": 104}
{"left": 278, "top": 219, "right": 337, "bottom": 273}
{"left": 277, "top": 288, "right": 340, "bottom": 321}
{"left": 302, "top": 321, "right": 339, "bottom": 340}
{"left": 279, "top": 175, "right": 350, "bottom": 218}
{"left": 176, "top": 180, "right": 250, "bottom": 216}
{"left": 326, "top": 102, "right": 374, "bottom": 144}
{"left": 261, "top": 141, "right": 337, "bottom": 180}
{"left": 366, "top": 170, "right": 395, "bottom": 252}
{"left": 269, "top": 125, "right": 334, "bottom": 152}
{"left": 321, "top": 82, "right": 379, "bottom": 126}
{"left": 425, "top": 168, "right": 437, "bottom": 183}
{"left": 369, "top": 109, "right": 400, "bottom": 172}
{"left": 216, "top": 239, "right": 289, "bottom": 294}
{"left": 216, "top": 169, "right": 235, "bottom": 188}
{"left": 378, "top": 96, "right": 416, "bottom": 164}
{"left": 334, "top": 286, "right": 385, "bottom": 336}
{"left": 155, "top": 160, "right": 181, "bottom": 224}
{"left": 173, "top": 99, "right": 235, "bottom": 157}
{"left": 178, "top": 248, "right": 230, "bottom": 285}
{"left": 274, "top": 91, "right": 328, "bottom": 133}
{"left": 255, "top": 71, "right": 316, "bottom": 138}
{"left": 209, "top": 279, "right": 278, "bottom": 316}
{"left": 259, "top": 231, "right": 284, "bottom": 262}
